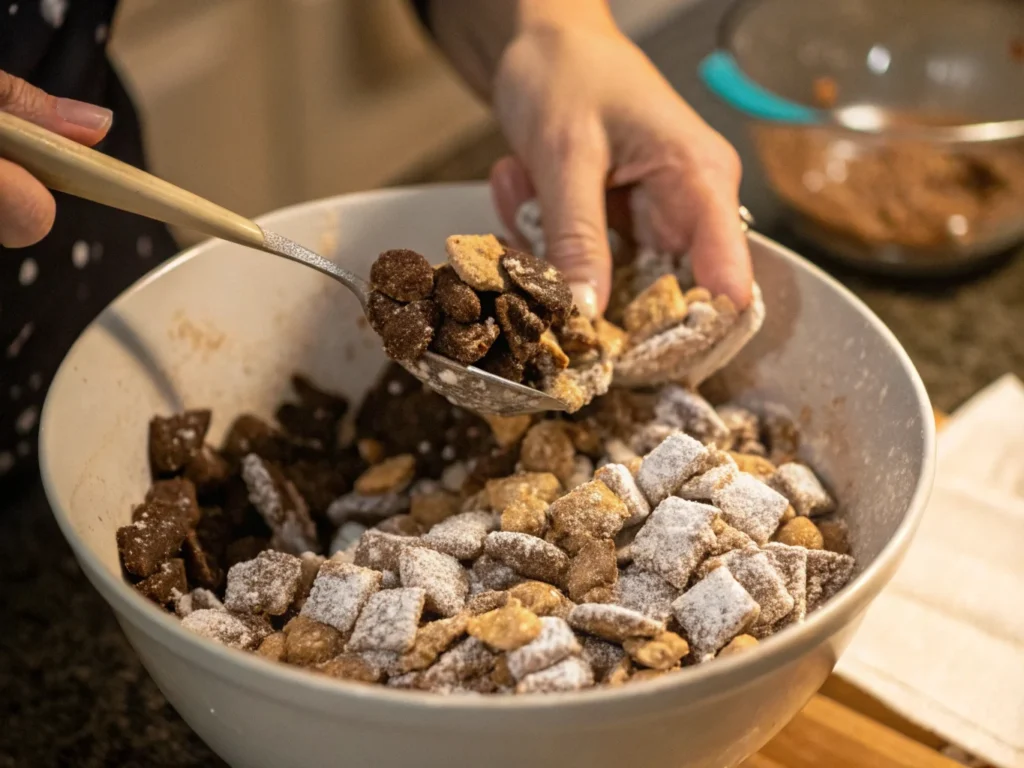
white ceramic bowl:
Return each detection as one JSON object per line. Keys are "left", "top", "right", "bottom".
{"left": 39, "top": 184, "right": 934, "bottom": 768}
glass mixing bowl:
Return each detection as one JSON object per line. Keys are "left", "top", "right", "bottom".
{"left": 715, "top": 0, "right": 1024, "bottom": 274}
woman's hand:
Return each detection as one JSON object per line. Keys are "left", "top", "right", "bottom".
{"left": 0, "top": 70, "right": 112, "bottom": 247}
{"left": 429, "top": 1, "right": 752, "bottom": 317}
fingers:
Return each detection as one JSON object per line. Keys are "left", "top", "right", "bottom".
{"left": 687, "top": 188, "right": 754, "bottom": 309}
{"left": 0, "top": 157, "right": 56, "bottom": 247}
{"left": 526, "top": 122, "right": 612, "bottom": 318}
{"left": 0, "top": 70, "right": 112, "bottom": 146}
{"left": 489, "top": 155, "right": 535, "bottom": 250}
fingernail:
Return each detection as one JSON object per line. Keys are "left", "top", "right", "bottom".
{"left": 55, "top": 98, "right": 112, "bottom": 131}
{"left": 570, "top": 281, "right": 599, "bottom": 320}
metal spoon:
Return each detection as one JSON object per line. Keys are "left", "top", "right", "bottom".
{"left": 0, "top": 111, "right": 567, "bottom": 415}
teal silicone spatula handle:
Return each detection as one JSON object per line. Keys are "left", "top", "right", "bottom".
{"left": 699, "top": 50, "right": 820, "bottom": 124}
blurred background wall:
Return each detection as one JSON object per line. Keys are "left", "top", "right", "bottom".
{"left": 108, "top": 0, "right": 702, "bottom": 243}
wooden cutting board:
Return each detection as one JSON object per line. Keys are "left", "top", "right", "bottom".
{"left": 742, "top": 408, "right": 971, "bottom": 768}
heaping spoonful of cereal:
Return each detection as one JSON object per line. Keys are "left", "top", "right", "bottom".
{"left": 0, "top": 111, "right": 586, "bottom": 416}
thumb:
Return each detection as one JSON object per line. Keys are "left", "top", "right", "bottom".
{"left": 0, "top": 70, "right": 112, "bottom": 146}
{"left": 527, "top": 135, "right": 612, "bottom": 320}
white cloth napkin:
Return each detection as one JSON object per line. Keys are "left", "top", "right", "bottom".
{"left": 836, "top": 374, "right": 1024, "bottom": 768}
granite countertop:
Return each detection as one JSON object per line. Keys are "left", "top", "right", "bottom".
{"left": 2, "top": 2, "right": 1021, "bottom": 766}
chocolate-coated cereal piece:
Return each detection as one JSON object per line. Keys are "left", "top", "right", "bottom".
{"left": 485, "top": 472, "right": 561, "bottom": 510}
{"left": 467, "top": 597, "right": 543, "bottom": 651}
{"left": 484, "top": 531, "right": 570, "bottom": 585}
{"left": 432, "top": 317, "right": 500, "bottom": 364}
{"left": 353, "top": 530, "right": 424, "bottom": 572}
{"left": 567, "top": 603, "right": 663, "bottom": 643}
{"left": 399, "top": 613, "right": 470, "bottom": 672}
{"left": 149, "top": 410, "right": 211, "bottom": 474}
{"left": 718, "top": 549, "right": 795, "bottom": 631}
{"left": 370, "top": 248, "right": 435, "bottom": 302}
{"left": 283, "top": 615, "right": 346, "bottom": 666}
{"left": 354, "top": 453, "right": 416, "bottom": 495}
{"left": 421, "top": 637, "right": 497, "bottom": 691}
{"left": 145, "top": 477, "right": 201, "bottom": 527}
{"left": 255, "top": 632, "right": 287, "bottom": 661}
{"left": 500, "top": 249, "right": 572, "bottom": 322}
{"left": 318, "top": 653, "right": 385, "bottom": 684}
{"left": 623, "top": 631, "right": 689, "bottom": 670}
{"left": 380, "top": 300, "right": 440, "bottom": 364}
{"left": 547, "top": 480, "right": 630, "bottom": 542}
{"left": 433, "top": 264, "right": 482, "bottom": 323}
{"left": 185, "top": 446, "right": 232, "bottom": 495}
{"left": 241, "top": 454, "right": 319, "bottom": 554}
{"left": 774, "top": 516, "right": 824, "bottom": 549}
{"left": 477, "top": 337, "right": 526, "bottom": 382}
{"left": 593, "top": 463, "right": 650, "bottom": 527}
{"left": 718, "top": 634, "right": 758, "bottom": 657}
{"left": 623, "top": 274, "right": 688, "bottom": 344}
{"left": 117, "top": 508, "right": 188, "bottom": 578}
{"left": 532, "top": 331, "right": 570, "bottom": 375}
{"left": 347, "top": 588, "right": 426, "bottom": 653}
{"left": 409, "top": 488, "right": 461, "bottom": 527}
{"left": 507, "top": 581, "right": 573, "bottom": 619}
{"left": 763, "top": 542, "right": 809, "bottom": 628}
{"left": 506, "top": 616, "right": 580, "bottom": 680}
{"left": 367, "top": 290, "right": 402, "bottom": 334}
{"left": 519, "top": 420, "right": 576, "bottom": 486}
{"left": 672, "top": 567, "right": 759, "bottom": 655}
{"left": 180, "top": 609, "right": 272, "bottom": 651}
{"left": 565, "top": 539, "right": 618, "bottom": 603}
{"left": 805, "top": 549, "right": 855, "bottom": 612}
{"left": 500, "top": 492, "right": 549, "bottom": 538}
{"left": 300, "top": 560, "right": 382, "bottom": 634}
{"left": 224, "top": 550, "right": 303, "bottom": 616}
{"left": 516, "top": 656, "right": 594, "bottom": 694}
{"left": 446, "top": 234, "right": 509, "bottom": 292}
{"left": 763, "top": 409, "right": 800, "bottom": 465}
{"left": 221, "top": 414, "right": 284, "bottom": 463}
{"left": 558, "top": 315, "right": 601, "bottom": 357}
{"left": 422, "top": 510, "right": 497, "bottom": 561}
{"left": 399, "top": 547, "right": 469, "bottom": 617}
{"left": 135, "top": 558, "right": 187, "bottom": 606}
{"left": 470, "top": 555, "right": 525, "bottom": 592}
{"left": 654, "top": 385, "right": 730, "bottom": 447}
{"left": 729, "top": 451, "right": 777, "bottom": 480}
{"left": 495, "top": 293, "right": 546, "bottom": 362}
{"left": 818, "top": 519, "right": 851, "bottom": 555}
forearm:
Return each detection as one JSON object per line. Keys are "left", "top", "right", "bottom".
{"left": 427, "top": 0, "right": 617, "bottom": 98}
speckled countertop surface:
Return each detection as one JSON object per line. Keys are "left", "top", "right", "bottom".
{"left": 2, "top": 2, "right": 1021, "bottom": 767}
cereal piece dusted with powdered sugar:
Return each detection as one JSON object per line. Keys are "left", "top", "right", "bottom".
{"left": 515, "top": 656, "right": 594, "bottom": 694}
{"left": 145, "top": 477, "right": 201, "bottom": 528}
{"left": 717, "top": 550, "right": 795, "bottom": 631}
{"left": 500, "top": 491, "right": 549, "bottom": 538}
{"left": 580, "top": 635, "right": 626, "bottom": 680}
{"left": 547, "top": 480, "right": 629, "bottom": 542}
{"left": 501, "top": 248, "right": 573, "bottom": 322}
{"left": 446, "top": 234, "right": 509, "bottom": 292}
{"left": 623, "top": 274, "right": 689, "bottom": 344}
{"left": 567, "top": 603, "right": 664, "bottom": 643}
{"left": 717, "top": 405, "right": 765, "bottom": 455}
{"left": 519, "top": 421, "right": 576, "bottom": 485}
{"left": 354, "top": 454, "right": 416, "bottom": 495}
{"left": 630, "top": 498, "right": 717, "bottom": 589}
{"left": 712, "top": 473, "right": 789, "bottom": 546}
{"left": 181, "top": 609, "right": 272, "bottom": 651}
{"left": 224, "top": 550, "right": 303, "bottom": 615}
{"left": 653, "top": 385, "right": 730, "bottom": 447}
{"left": 399, "top": 547, "right": 469, "bottom": 617}
{"left": 295, "top": 552, "right": 325, "bottom": 607}
{"left": 353, "top": 529, "right": 425, "bottom": 572}
{"left": 329, "top": 522, "right": 366, "bottom": 557}
{"left": 818, "top": 519, "right": 851, "bottom": 555}
{"left": 300, "top": 560, "right": 382, "bottom": 634}
{"left": 506, "top": 616, "right": 581, "bottom": 680}
{"left": 398, "top": 613, "right": 470, "bottom": 673}
{"left": 629, "top": 423, "right": 680, "bottom": 457}
{"left": 672, "top": 567, "right": 759, "bottom": 655}
{"left": 347, "top": 588, "right": 426, "bottom": 653}
{"left": 565, "top": 455, "right": 594, "bottom": 491}
{"left": 135, "top": 558, "right": 187, "bottom": 606}
{"left": 241, "top": 454, "right": 319, "bottom": 554}
{"left": 636, "top": 433, "right": 708, "bottom": 506}
{"left": 677, "top": 463, "right": 739, "bottom": 503}
{"left": 613, "top": 565, "right": 679, "bottom": 623}
{"left": 175, "top": 587, "right": 224, "bottom": 618}
{"left": 565, "top": 539, "right": 618, "bottom": 603}
{"left": 764, "top": 542, "right": 809, "bottom": 628}
{"left": 762, "top": 408, "right": 800, "bottom": 465}
{"left": 768, "top": 463, "right": 836, "bottom": 518}
{"left": 421, "top": 637, "right": 497, "bottom": 691}
{"left": 149, "top": 410, "right": 211, "bottom": 474}
{"left": 594, "top": 463, "right": 650, "bottom": 526}
{"left": 422, "top": 510, "right": 498, "bottom": 561}
{"left": 326, "top": 492, "right": 409, "bottom": 527}
{"left": 805, "top": 549, "right": 855, "bottom": 612}
{"left": 540, "top": 360, "right": 614, "bottom": 414}
{"left": 467, "top": 597, "right": 542, "bottom": 651}
{"left": 116, "top": 507, "right": 188, "bottom": 579}
{"left": 507, "top": 581, "right": 574, "bottom": 619}
{"left": 470, "top": 555, "right": 524, "bottom": 593}
{"left": 709, "top": 520, "right": 757, "bottom": 557}
{"left": 375, "top": 514, "right": 422, "bottom": 537}
{"left": 484, "top": 532, "right": 571, "bottom": 584}
{"left": 486, "top": 472, "right": 562, "bottom": 510}
{"left": 623, "top": 631, "right": 689, "bottom": 670}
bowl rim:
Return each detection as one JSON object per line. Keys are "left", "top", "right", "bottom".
{"left": 39, "top": 182, "right": 936, "bottom": 715}
{"left": 716, "top": 0, "right": 1024, "bottom": 144}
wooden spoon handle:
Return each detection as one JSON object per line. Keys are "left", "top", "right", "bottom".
{"left": 0, "top": 110, "right": 264, "bottom": 249}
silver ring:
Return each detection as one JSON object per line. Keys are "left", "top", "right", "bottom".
{"left": 739, "top": 205, "right": 755, "bottom": 233}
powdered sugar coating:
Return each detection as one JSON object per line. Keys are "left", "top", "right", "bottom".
{"left": 326, "top": 492, "right": 409, "bottom": 527}
{"left": 636, "top": 433, "right": 708, "bottom": 506}
{"left": 718, "top": 550, "right": 795, "bottom": 630}
{"left": 580, "top": 635, "right": 625, "bottom": 679}
{"left": 353, "top": 529, "right": 425, "bottom": 572}
{"left": 515, "top": 656, "right": 594, "bottom": 694}
{"left": 594, "top": 463, "right": 650, "bottom": 526}
{"left": 181, "top": 609, "right": 271, "bottom": 650}
{"left": 470, "top": 555, "right": 525, "bottom": 592}
{"left": 672, "top": 567, "right": 759, "bottom": 654}
{"left": 506, "top": 616, "right": 582, "bottom": 680}
{"left": 399, "top": 547, "right": 469, "bottom": 617}
{"left": 224, "top": 550, "right": 303, "bottom": 616}
{"left": 614, "top": 322, "right": 710, "bottom": 388}
{"left": 422, "top": 510, "right": 498, "bottom": 560}
{"left": 614, "top": 565, "right": 679, "bottom": 622}
{"left": 420, "top": 637, "right": 496, "bottom": 691}
{"left": 712, "top": 473, "right": 789, "bottom": 545}
{"left": 677, "top": 464, "right": 739, "bottom": 503}
{"left": 300, "top": 561, "right": 382, "bottom": 634}
{"left": 175, "top": 588, "right": 224, "bottom": 618}
{"left": 630, "top": 498, "right": 717, "bottom": 589}
{"left": 567, "top": 603, "right": 664, "bottom": 643}
{"left": 347, "top": 588, "right": 426, "bottom": 653}
{"left": 484, "top": 531, "right": 570, "bottom": 584}
{"left": 768, "top": 463, "right": 836, "bottom": 518}
{"left": 764, "top": 542, "right": 809, "bottom": 628}
{"left": 241, "top": 454, "right": 318, "bottom": 554}
{"left": 805, "top": 549, "right": 855, "bottom": 612}
{"left": 653, "top": 385, "right": 730, "bottom": 447}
